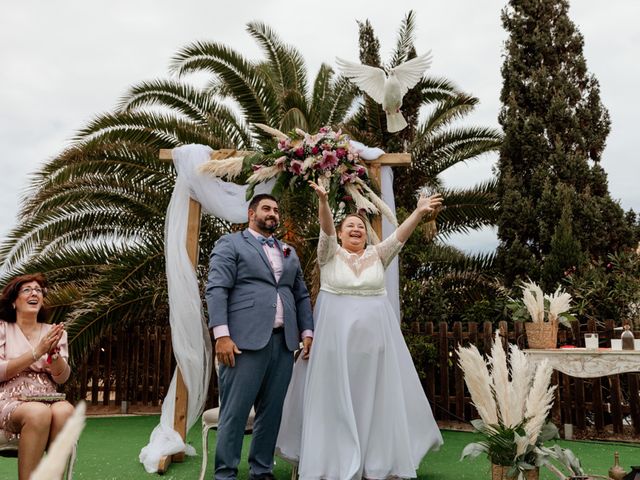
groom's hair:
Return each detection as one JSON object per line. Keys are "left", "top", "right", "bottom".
{"left": 249, "top": 193, "right": 278, "bottom": 212}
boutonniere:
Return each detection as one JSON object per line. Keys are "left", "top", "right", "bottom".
{"left": 282, "top": 244, "right": 292, "bottom": 258}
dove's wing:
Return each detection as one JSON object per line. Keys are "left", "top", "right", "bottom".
{"left": 336, "top": 57, "right": 387, "bottom": 104}
{"left": 390, "top": 51, "right": 433, "bottom": 96}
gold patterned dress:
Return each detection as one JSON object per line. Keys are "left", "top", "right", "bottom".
{"left": 0, "top": 320, "right": 70, "bottom": 440}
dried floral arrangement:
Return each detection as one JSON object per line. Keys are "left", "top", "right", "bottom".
{"left": 198, "top": 124, "right": 397, "bottom": 228}
{"left": 508, "top": 281, "right": 577, "bottom": 327}
{"left": 458, "top": 332, "right": 584, "bottom": 479}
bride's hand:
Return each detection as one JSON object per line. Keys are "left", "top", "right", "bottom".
{"left": 417, "top": 193, "right": 443, "bottom": 216}
{"left": 308, "top": 181, "right": 328, "bottom": 201}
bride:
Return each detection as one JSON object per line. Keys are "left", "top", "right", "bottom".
{"left": 276, "top": 181, "right": 444, "bottom": 479}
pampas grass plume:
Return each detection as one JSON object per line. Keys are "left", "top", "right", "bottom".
{"left": 457, "top": 344, "right": 499, "bottom": 425}
{"left": 198, "top": 156, "right": 245, "bottom": 180}
{"left": 254, "top": 123, "right": 288, "bottom": 140}
{"left": 522, "top": 281, "right": 545, "bottom": 323}
{"left": 546, "top": 287, "right": 572, "bottom": 323}
{"left": 524, "top": 360, "right": 556, "bottom": 445}
{"left": 490, "top": 331, "right": 513, "bottom": 427}
{"left": 508, "top": 344, "right": 532, "bottom": 426}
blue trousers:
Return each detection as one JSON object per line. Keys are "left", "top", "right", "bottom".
{"left": 214, "top": 331, "right": 294, "bottom": 480}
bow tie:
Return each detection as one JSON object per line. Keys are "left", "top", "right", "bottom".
{"left": 257, "top": 235, "right": 276, "bottom": 247}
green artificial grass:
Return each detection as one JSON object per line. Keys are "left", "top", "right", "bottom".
{"left": 1, "top": 415, "right": 638, "bottom": 479}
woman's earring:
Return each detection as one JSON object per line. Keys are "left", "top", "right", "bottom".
{"left": 12, "top": 304, "right": 15, "bottom": 309}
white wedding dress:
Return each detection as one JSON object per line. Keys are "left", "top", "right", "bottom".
{"left": 276, "top": 231, "right": 443, "bottom": 480}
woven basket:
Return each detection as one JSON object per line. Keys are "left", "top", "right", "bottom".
{"left": 492, "top": 464, "right": 539, "bottom": 480}
{"left": 525, "top": 320, "right": 558, "bottom": 349}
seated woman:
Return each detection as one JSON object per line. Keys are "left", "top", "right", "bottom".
{"left": 0, "top": 273, "right": 74, "bottom": 480}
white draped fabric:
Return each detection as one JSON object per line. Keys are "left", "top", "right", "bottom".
{"left": 139, "top": 145, "right": 272, "bottom": 472}
{"left": 139, "top": 143, "right": 400, "bottom": 472}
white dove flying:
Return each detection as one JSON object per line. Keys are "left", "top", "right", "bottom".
{"left": 336, "top": 51, "right": 432, "bottom": 133}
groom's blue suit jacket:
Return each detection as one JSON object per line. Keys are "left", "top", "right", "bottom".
{"left": 205, "top": 229, "right": 313, "bottom": 352}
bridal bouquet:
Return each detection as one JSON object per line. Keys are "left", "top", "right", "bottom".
{"left": 458, "top": 332, "right": 584, "bottom": 480}
{"left": 199, "top": 124, "right": 396, "bottom": 224}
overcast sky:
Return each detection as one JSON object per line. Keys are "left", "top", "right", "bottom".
{"left": 1, "top": 1, "right": 638, "bottom": 253}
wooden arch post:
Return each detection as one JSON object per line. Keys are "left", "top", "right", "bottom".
{"left": 157, "top": 148, "right": 241, "bottom": 473}
{"left": 156, "top": 148, "right": 411, "bottom": 473}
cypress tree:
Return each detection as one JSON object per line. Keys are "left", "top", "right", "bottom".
{"left": 496, "top": 0, "right": 636, "bottom": 289}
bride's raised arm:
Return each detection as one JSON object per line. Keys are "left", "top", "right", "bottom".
{"left": 309, "top": 181, "right": 336, "bottom": 237}
{"left": 395, "top": 192, "right": 443, "bottom": 243}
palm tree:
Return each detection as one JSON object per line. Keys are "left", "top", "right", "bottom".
{"left": 0, "top": 16, "right": 501, "bottom": 364}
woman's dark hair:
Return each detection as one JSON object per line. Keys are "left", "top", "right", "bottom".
{"left": 0, "top": 273, "right": 49, "bottom": 323}
{"left": 337, "top": 213, "right": 368, "bottom": 233}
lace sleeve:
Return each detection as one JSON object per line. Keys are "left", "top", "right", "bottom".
{"left": 317, "top": 230, "right": 339, "bottom": 266}
{"left": 374, "top": 231, "right": 405, "bottom": 269}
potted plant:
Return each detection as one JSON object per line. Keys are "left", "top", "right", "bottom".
{"left": 458, "top": 332, "right": 584, "bottom": 480}
{"left": 508, "top": 281, "right": 577, "bottom": 349}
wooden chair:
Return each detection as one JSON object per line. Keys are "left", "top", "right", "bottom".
{"left": 0, "top": 429, "right": 77, "bottom": 480}
{"left": 198, "top": 406, "right": 255, "bottom": 480}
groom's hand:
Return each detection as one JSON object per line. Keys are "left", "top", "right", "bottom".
{"left": 301, "top": 336, "right": 313, "bottom": 360}
{"left": 216, "top": 336, "right": 242, "bottom": 367}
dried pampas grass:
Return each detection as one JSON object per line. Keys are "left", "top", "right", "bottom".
{"left": 522, "top": 281, "right": 545, "bottom": 323}
{"left": 254, "top": 123, "right": 288, "bottom": 140}
{"left": 546, "top": 287, "right": 572, "bottom": 323}
{"left": 358, "top": 181, "right": 398, "bottom": 227}
{"left": 457, "top": 344, "right": 499, "bottom": 425}
{"left": 490, "top": 332, "right": 513, "bottom": 427}
{"left": 524, "top": 359, "right": 555, "bottom": 445}
{"left": 508, "top": 344, "right": 533, "bottom": 426}
{"left": 246, "top": 165, "right": 282, "bottom": 184}
{"left": 344, "top": 184, "right": 379, "bottom": 215}
{"left": 198, "top": 156, "right": 245, "bottom": 180}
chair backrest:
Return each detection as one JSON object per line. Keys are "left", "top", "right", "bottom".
{"left": 0, "top": 429, "right": 19, "bottom": 456}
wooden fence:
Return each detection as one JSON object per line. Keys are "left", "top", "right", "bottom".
{"left": 64, "top": 321, "right": 640, "bottom": 438}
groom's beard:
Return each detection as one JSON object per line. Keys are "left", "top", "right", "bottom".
{"left": 256, "top": 217, "right": 279, "bottom": 233}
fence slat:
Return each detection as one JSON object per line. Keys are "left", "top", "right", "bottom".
{"left": 152, "top": 326, "right": 162, "bottom": 407}
{"left": 453, "top": 322, "right": 465, "bottom": 420}
{"left": 438, "top": 322, "right": 449, "bottom": 421}
{"left": 102, "top": 327, "right": 112, "bottom": 407}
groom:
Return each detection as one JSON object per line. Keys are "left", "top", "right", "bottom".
{"left": 206, "top": 193, "right": 314, "bottom": 480}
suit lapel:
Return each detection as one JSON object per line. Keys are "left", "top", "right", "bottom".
{"left": 242, "top": 229, "right": 276, "bottom": 281}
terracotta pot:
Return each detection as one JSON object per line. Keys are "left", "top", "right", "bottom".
{"left": 491, "top": 464, "right": 539, "bottom": 480}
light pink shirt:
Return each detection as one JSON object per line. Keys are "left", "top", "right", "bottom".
{"left": 213, "top": 229, "right": 312, "bottom": 341}
{"left": 0, "top": 320, "right": 71, "bottom": 384}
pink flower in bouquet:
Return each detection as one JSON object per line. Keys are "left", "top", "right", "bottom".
{"left": 252, "top": 164, "right": 263, "bottom": 171}
{"left": 340, "top": 172, "right": 356, "bottom": 184}
{"left": 319, "top": 126, "right": 329, "bottom": 134}
{"left": 355, "top": 165, "right": 366, "bottom": 177}
{"left": 294, "top": 147, "right": 305, "bottom": 158}
{"left": 275, "top": 156, "right": 287, "bottom": 170}
{"left": 289, "top": 159, "right": 304, "bottom": 175}
{"left": 335, "top": 147, "right": 347, "bottom": 159}
{"left": 311, "top": 146, "right": 320, "bottom": 155}
{"left": 278, "top": 139, "right": 291, "bottom": 151}
{"left": 319, "top": 150, "right": 339, "bottom": 170}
